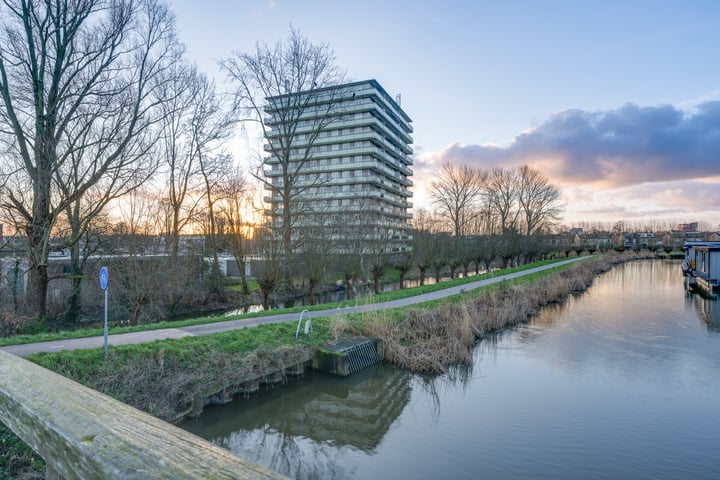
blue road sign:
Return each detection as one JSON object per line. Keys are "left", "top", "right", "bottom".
{"left": 99, "top": 267, "right": 109, "bottom": 290}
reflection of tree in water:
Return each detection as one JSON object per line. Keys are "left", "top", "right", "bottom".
{"left": 183, "top": 365, "right": 412, "bottom": 479}
{"left": 415, "top": 362, "right": 475, "bottom": 420}
{"left": 217, "top": 429, "right": 355, "bottom": 480}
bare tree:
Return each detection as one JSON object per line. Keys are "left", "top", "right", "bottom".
{"left": 296, "top": 205, "right": 335, "bottom": 304}
{"left": 0, "top": 0, "right": 183, "bottom": 318}
{"left": 429, "top": 163, "right": 485, "bottom": 239}
{"left": 197, "top": 154, "right": 232, "bottom": 295}
{"left": 57, "top": 130, "right": 160, "bottom": 322}
{"left": 484, "top": 167, "right": 521, "bottom": 235}
{"left": 191, "top": 77, "right": 235, "bottom": 295}
{"left": 216, "top": 168, "right": 253, "bottom": 295}
{"left": 411, "top": 209, "right": 438, "bottom": 286}
{"left": 254, "top": 223, "right": 282, "bottom": 310}
{"left": 517, "top": 164, "right": 563, "bottom": 235}
{"left": 158, "top": 65, "right": 207, "bottom": 258}
{"left": 222, "top": 27, "right": 346, "bottom": 288}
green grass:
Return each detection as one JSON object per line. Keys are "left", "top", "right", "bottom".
{"left": 28, "top": 317, "right": 335, "bottom": 374}
{"left": 362, "top": 257, "right": 576, "bottom": 303}
{"left": 0, "top": 257, "right": 585, "bottom": 347}
{"left": 225, "top": 278, "right": 260, "bottom": 292}
{"left": 0, "top": 422, "right": 44, "bottom": 479}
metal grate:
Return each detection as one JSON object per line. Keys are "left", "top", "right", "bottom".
{"left": 342, "top": 339, "right": 380, "bottom": 375}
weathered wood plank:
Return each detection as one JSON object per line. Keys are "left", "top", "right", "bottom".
{"left": 0, "top": 350, "right": 287, "bottom": 479}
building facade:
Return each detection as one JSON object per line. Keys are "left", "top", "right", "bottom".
{"left": 263, "top": 79, "right": 413, "bottom": 256}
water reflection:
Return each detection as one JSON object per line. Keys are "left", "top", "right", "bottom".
{"left": 413, "top": 362, "right": 476, "bottom": 419}
{"left": 183, "top": 260, "right": 720, "bottom": 480}
{"left": 512, "top": 261, "right": 720, "bottom": 381}
{"left": 182, "top": 365, "right": 412, "bottom": 479}
{"left": 687, "top": 291, "right": 720, "bottom": 332}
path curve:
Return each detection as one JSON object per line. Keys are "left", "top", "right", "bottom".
{"left": 1, "top": 257, "right": 587, "bottom": 357}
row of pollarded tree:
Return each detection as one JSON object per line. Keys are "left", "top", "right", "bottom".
{"left": 248, "top": 210, "right": 566, "bottom": 312}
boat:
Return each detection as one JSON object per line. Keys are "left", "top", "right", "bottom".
{"left": 682, "top": 241, "right": 720, "bottom": 297}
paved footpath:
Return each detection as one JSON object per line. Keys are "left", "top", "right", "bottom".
{"left": 1, "top": 257, "right": 587, "bottom": 357}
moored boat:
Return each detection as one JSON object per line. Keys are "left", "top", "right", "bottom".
{"left": 682, "top": 241, "right": 720, "bottom": 297}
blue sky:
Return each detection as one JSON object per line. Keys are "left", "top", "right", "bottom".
{"left": 171, "top": 0, "right": 720, "bottom": 228}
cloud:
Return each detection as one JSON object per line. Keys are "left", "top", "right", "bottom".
{"left": 417, "top": 101, "right": 720, "bottom": 189}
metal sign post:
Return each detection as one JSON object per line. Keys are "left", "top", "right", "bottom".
{"left": 99, "top": 267, "right": 109, "bottom": 356}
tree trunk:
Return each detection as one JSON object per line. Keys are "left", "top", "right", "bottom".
{"left": 308, "top": 279, "right": 316, "bottom": 305}
{"left": 26, "top": 263, "right": 48, "bottom": 319}
{"left": 26, "top": 162, "right": 53, "bottom": 319}
{"left": 371, "top": 265, "right": 383, "bottom": 295}
{"left": 62, "top": 243, "right": 83, "bottom": 324}
{"left": 344, "top": 274, "right": 353, "bottom": 300}
{"left": 282, "top": 185, "right": 293, "bottom": 289}
{"left": 239, "top": 266, "right": 249, "bottom": 295}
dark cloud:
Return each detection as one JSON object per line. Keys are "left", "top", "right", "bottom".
{"left": 418, "top": 102, "right": 720, "bottom": 188}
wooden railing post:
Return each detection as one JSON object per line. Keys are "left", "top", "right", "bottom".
{"left": 0, "top": 350, "right": 287, "bottom": 479}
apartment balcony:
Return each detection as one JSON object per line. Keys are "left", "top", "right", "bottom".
{"left": 272, "top": 145, "right": 412, "bottom": 173}
{"left": 265, "top": 116, "right": 413, "bottom": 153}
{"left": 266, "top": 106, "right": 413, "bottom": 146}
{"left": 334, "top": 85, "right": 414, "bottom": 133}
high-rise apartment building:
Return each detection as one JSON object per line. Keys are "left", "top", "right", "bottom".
{"left": 263, "top": 79, "right": 413, "bottom": 256}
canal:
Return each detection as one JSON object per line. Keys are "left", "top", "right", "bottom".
{"left": 181, "top": 260, "right": 720, "bottom": 479}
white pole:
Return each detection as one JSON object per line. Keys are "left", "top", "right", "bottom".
{"left": 100, "top": 266, "right": 109, "bottom": 356}
{"left": 104, "top": 287, "right": 108, "bottom": 356}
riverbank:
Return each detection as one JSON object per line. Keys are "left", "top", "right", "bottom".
{"left": 1, "top": 253, "right": 646, "bottom": 478}
{"left": 360, "top": 255, "right": 615, "bottom": 373}
{"left": 183, "top": 259, "right": 719, "bottom": 480}
{"left": 22, "top": 256, "right": 617, "bottom": 422}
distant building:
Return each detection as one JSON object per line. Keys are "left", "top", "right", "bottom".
{"left": 677, "top": 222, "right": 699, "bottom": 233}
{"left": 263, "top": 79, "right": 414, "bottom": 254}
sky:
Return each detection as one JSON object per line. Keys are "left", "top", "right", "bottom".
{"left": 170, "top": 0, "right": 720, "bottom": 229}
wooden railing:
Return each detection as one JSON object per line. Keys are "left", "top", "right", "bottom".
{"left": 0, "top": 350, "right": 287, "bottom": 479}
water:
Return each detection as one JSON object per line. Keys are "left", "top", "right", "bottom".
{"left": 181, "top": 260, "right": 720, "bottom": 479}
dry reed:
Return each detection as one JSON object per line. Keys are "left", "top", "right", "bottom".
{"left": 365, "top": 256, "right": 616, "bottom": 374}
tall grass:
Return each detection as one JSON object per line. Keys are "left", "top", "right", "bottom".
{"left": 361, "top": 256, "right": 613, "bottom": 373}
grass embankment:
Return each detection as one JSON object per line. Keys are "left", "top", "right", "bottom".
{"left": 21, "top": 257, "right": 599, "bottom": 423}
{"left": 28, "top": 319, "right": 336, "bottom": 422}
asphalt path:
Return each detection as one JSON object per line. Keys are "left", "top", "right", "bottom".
{"left": 1, "top": 257, "right": 587, "bottom": 357}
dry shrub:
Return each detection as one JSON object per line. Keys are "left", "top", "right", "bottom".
{"left": 80, "top": 345, "right": 314, "bottom": 421}
{"left": 0, "top": 312, "right": 35, "bottom": 337}
{"left": 364, "top": 305, "right": 475, "bottom": 374}
{"left": 373, "top": 257, "right": 618, "bottom": 374}
{"left": 329, "top": 314, "right": 356, "bottom": 342}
